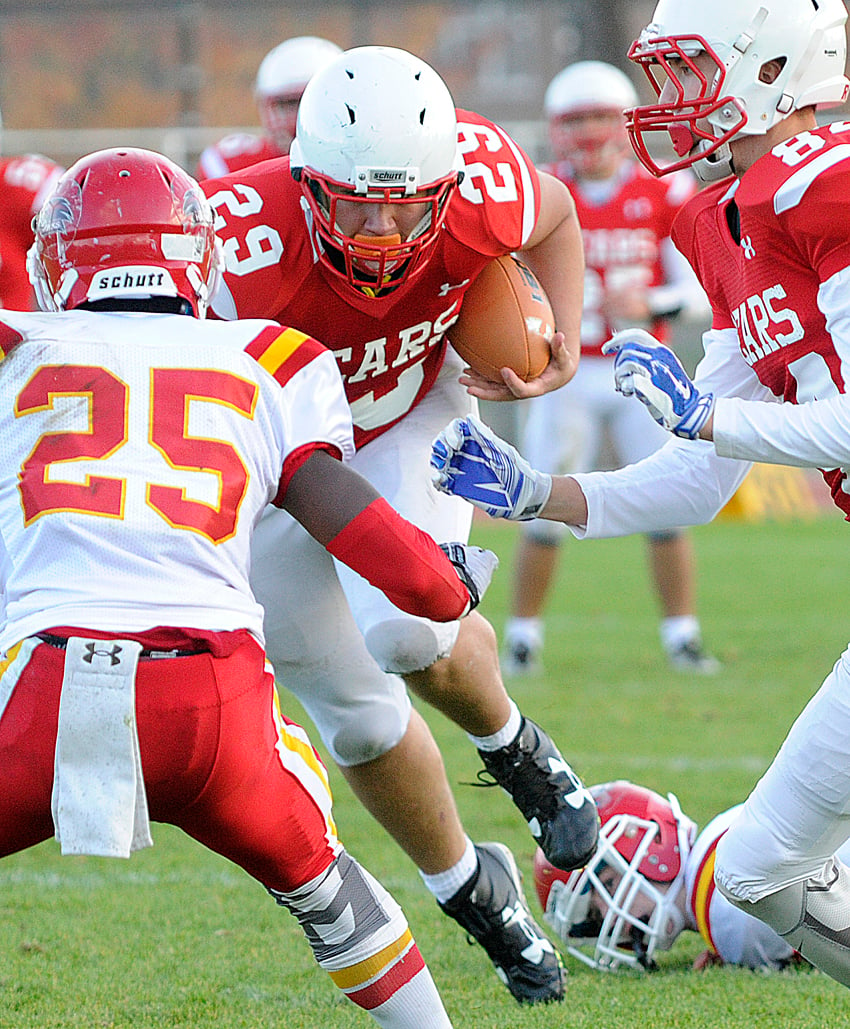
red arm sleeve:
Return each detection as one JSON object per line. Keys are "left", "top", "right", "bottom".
{"left": 325, "top": 498, "right": 469, "bottom": 621}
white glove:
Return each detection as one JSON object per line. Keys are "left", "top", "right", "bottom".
{"left": 602, "top": 328, "right": 715, "bottom": 440}
{"left": 439, "top": 542, "right": 499, "bottom": 614}
{"left": 430, "top": 415, "right": 552, "bottom": 520}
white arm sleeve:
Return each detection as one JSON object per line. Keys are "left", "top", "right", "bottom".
{"left": 647, "top": 237, "right": 711, "bottom": 321}
{"left": 714, "top": 265, "right": 850, "bottom": 469}
{"left": 572, "top": 326, "right": 770, "bottom": 539}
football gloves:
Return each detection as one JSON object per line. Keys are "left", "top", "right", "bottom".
{"left": 431, "top": 415, "right": 552, "bottom": 521}
{"left": 438, "top": 542, "right": 499, "bottom": 614}
{"left": 602, "top": 329, "right": 715, "bottom": 440}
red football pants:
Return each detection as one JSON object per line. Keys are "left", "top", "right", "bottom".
{"left": 0, "top": 634, "right": 338, "bottom": 892}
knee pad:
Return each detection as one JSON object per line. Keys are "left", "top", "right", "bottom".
{"left": 326, "top": 687, "right": 411, "bottom": 767}
{"left": 364, "top": 617, "right": 459, "bottom": 675}
{"left": 330, "top": 708, "right": 409, "bottom": 767}
{"left": 715, "top": 808, "right": 822, "bottom": 904}
{"left": 270, "top": 850, "right": 408, "bottom": 969}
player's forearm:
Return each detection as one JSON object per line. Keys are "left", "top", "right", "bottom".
{"left": 558, "top": 439, "right": 750, "bottom": 539}
{"left": 284, "top": 452, "right": 470, "bottom": 620}
{"left": 325, "top": 499, "right": 469, "bottom": 620}
{"left": 539, "top": 475, "right": 589, "bottom": 527}
{"left": 519, "top": 172, "right": 583, "bottom": 381}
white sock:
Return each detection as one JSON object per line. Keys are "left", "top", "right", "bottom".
{"left": 367, "top": 962, "right": 453, "bottom": 1028}
{"left": 660, "top": 615, "right": 700, "bottom": 651}
{"left": 504, "top": 616, "right": 543, "bottom": 650}
{"left": 467, "top": 699, "right": 522, "bottom": 753}
{"left": 419, "top": 836, "right": 478, "bottom": 904}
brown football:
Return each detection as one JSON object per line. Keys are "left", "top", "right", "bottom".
{"left": 448, "top": 255, "right": 554, "bottom": 382}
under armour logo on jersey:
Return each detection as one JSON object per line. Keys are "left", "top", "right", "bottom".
{"left": 741, "top": 236, "right": 756, "bottom": 260}
{"left": 83, "top": 642, "right": 123, "bottom": 666}
{"left": 623, "top": 197, "right": 652, "bottom": 220}
{"left": 438, "top": 278, "right": 470, "bottom": 297}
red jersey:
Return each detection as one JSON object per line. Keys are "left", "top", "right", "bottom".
{"left": 0, "top": 154, "right": 63, "bottom": 310}
{"left": 201, "top": 109, "right": 542, "bottom": 449}
{"left": 545, "top": 160, "right": 697, "bottom": 355}
{"left": 195, "top": 133, "right": 283, "bottom": 179}
{"left": 672, "top": 121, "right": 850, "bottom": 517}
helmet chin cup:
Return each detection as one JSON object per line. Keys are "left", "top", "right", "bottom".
{"left": 694, "top": 141, "right": 735, "bottom": 182}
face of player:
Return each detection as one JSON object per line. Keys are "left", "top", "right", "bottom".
{"left": 259, "top": 92, "right": 302, "bottom": 154}
{"left": 549, "top": 109, "right": 630, "bottom": 180}
{"left": 332, "top": 197, "right": 433, "bottom": 274}
{"left": 656, "top": 50, "right": 726, "bottom": 157}
{"left": 584, "top": 861, "right": 682, "bottom": 963}
{"left": 590, "top": 864, "right": 659, "bottom": 927}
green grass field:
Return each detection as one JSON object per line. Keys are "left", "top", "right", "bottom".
{"left": 2, "top": 511, "right": 849, "bottom": 1027}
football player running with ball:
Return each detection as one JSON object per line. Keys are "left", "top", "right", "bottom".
{"left": 0, "top": 146, "right": 502, "bottom": 1027}
{"left": 431, "top": 0, "right": 850, "bottom": 992}
{"left": 201, "top": 45, "right": 596, "bottom": 1004}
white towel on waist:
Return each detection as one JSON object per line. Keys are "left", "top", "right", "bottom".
{"left": 52, "top": 636, "right": 153, "bottom": 858}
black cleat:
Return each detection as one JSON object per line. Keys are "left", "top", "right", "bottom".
{"left": 478, "top": 717, "right": 599, "bottom": 871}
{"left": 440, "top": 842, "right": 565, "bottom": 1005}
{"left": 667, "top": 638, "right": 721, "bottom": 674}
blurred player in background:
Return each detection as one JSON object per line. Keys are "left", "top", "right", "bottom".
{"left": 0, "top": 110, "right": 62, "bottom": 309}
{"left": 503, "top": 61, "right": 718, "bottom": 677}
{"left": 533, "top": 781, "right": 850, "bottom": 973}
{"left": 430, "top": 0, "right": 850, "bottom": 994}
{"left": 195, "top": 35, "right": 342, "bottom": 178}
{"left": 202, "top": 44, "right": 597, "bottom": 1005}
{"left": 0, "top": 146, "right": 507, "bottom": 1028}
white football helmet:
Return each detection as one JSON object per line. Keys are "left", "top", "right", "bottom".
{"left": 534, "top": 781, "right": 697, "bottom": 972}
{"left": 255, "top": 36, "right": 342, "bottom": 153}
{"left": 289, "top": 45, "right": 463, "bottom": 296}
{"left": 627, "top": 0, "right": 850, "bottom": 180}
{"left": 544, "top": 61, "right": 638, "bottom": 176}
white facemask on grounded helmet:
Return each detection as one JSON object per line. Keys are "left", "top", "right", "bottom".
{"left": 533, "top": 781, "right": 697, "bottom": 972}
{"left": 544, "top": 61, "right": 638, "bottom": 174}
{"left": 289, "top": 45, "right": 463, "bottom": 297}
{"left": 627, "top": 0, "right": 850, "bottom": 180}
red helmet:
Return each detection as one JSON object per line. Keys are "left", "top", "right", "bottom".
{"left": 533, "top": 781, "right": 696, "bottom": 972}
{"left": 29, "top": 147, "right": 220, "bottom": 317}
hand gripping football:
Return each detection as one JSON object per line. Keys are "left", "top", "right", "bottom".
{"left": 449, "top": 255, "right": 554, "bottom": 382}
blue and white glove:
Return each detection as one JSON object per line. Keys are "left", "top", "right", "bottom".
{"left": 602, "top": 328, "right": 715, "bottom": 440}
{"left": 430, "top": 415, "right": 552, "bottom": 520}
{"left": 439, "top": 542, "right": 499, "bottom": 613}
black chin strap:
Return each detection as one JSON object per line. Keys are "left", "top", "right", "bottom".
{"left": 76, "top": 296, "right": 194, "bottom": 316}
